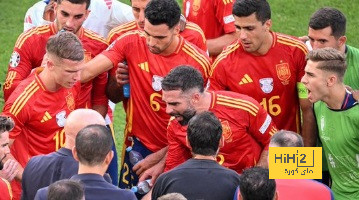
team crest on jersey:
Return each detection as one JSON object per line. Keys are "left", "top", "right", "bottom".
{"left": 9, "top": 51, "right": 20, "bottom": 68}
{"left": 276, "top": 62, "right": 291, "bottom": 85}
{"left": 192, "top": 0, "right": 201, "bottom": 16}
{"left": 65, "top": 92, "right": 75, "bottom": 111}
{"left": 84, "top": 52, "right": 92, "bottom": 63}
{"left": 56, "top": 111, "right": 66, "bottom": 127}
{"left": 259, "top": 78, "right": 273, "bottom": 94}
{"left": 221, "top": 120, "right": 232, "bottom": 143}
{"left": 152, "top": 75, "right": 164, "bottom": 91}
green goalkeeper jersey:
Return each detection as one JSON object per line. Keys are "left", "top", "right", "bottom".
{"left": 314, "top": 101, "right": 359, "bottom": 200}
{"left": 344, "top": 45, "right": 359, "bottom": 89}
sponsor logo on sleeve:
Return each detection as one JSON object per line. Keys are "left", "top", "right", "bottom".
{"left": 223, "top": 15, "right": 235, "bottom": 24}
{"left": 9, "top": 51, "right": 20, "bottom": 68}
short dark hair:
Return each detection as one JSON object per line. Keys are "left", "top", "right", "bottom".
{"left": 75, "top": 124, "right": 113, "bottom": 166}
{"left": 161, "top": 66, "right": 204, "bottom": 93}
{"left": 46, "top": 32, "right": 84, "bottom": 62}
{"left": 309, "top": 7, "right": 346, "bottom": 38}
{"left": 187, "top": 112, "right": 222, "bottom": 156}
{"left": 145, "top": 0, "right": 181, "bottom": 29}
{"left": 233, "top": 0, "right": 271, "bottom": 23}
{"left": 48, "top": 179, "right": 84, "bottom": 200}
{"left": 270, "top": 130, "right": 303, "bottom": 147}
{"left": 0, "top": 116, "right": 14, "bottom": 135}
{"left": 239, "top": 167, "right": 276, "bottom": 200}
{"left": 306, "top": 47, "right": 347, "bottom": 82}
{"left": 57, "top": 0, "right": 91, "bottom": 9}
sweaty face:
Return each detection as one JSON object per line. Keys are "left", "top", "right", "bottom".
{"left": 308, "top": 26, "right": 342, "bottom": 50}
{"left": 0, "top": 132, "right": 10, "bottom": 164}
{"left": 144, "top": 19, "right": 177, "bottom": 55}
{"left": 50, "top": 56, "right": 83, "bottom": 90}
{"left": 54, "top": 0, "right": 89, "bottom": 34}
{"left": 234, "top": 13, "right": 271, "bottom": 55}
{"left": 301, "top": 60, "right": 329, "bottom": 103}
{"left": 162, "top": 90, "right": 197, "bottom": 126}
{"left": 131, "top": 0, "right": 148, "bottom": 29}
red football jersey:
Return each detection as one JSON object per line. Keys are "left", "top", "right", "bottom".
{"left": 107, "top": 20, "right": 207, "bottom": 52}
{"left": 3, "top": 23, "right": 108, "bottom": 108}
{"left": 2, "top": 70, "right": 81, "bottom": 200}
{"left": 2, "top": 71, "right": 81, "bottom": 167}
{"left": 210, "top": 32, "right": 308, "bottom": 133}
{"left": 102, "top": 31, "right": 211, "bottom": 152}
{"left": 0, "top": 178, "right": 12, "bottom": 200}
{"left": 183, "top": 0, "right": 236, "bottom": 40}
{"left": 165, "top": 91, "right": 277, "bottom": 173}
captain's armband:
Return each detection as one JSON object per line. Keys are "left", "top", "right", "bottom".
{"left": 297, "top": 82, "right": 308, "bottom": 99}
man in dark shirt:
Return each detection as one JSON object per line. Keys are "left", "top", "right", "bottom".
{"left": 35, "top": 124, "right": 136, "bottom": 200}
{"left": 152, "top": 112, "right": 240, "bottom": 200}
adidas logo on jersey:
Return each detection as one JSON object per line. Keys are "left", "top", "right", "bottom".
{"left": 239, "top": 74, "right": 253, "bottom": 85}
{"left": 41, "top": 111, "right": 52, "bottom": 123}
{"left": 138, "top": 62, "right": 149, "bottom": 72}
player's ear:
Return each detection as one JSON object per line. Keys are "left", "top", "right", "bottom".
{"left": 338, "top": 36, "right": 347, "bottom": 48}
{"left": 173, "top": 23, "right": 180, "bottom": 35}
{"left": 327, "top": 74, "right": 337, "bottom": 86}
{"left": 264, "top": 19, "right": 272, "bottom": 31}
{"left": 191, "top": 92, "right": 201, "bottom": 104}
{"left": 105, "top": 150, "right": 114, "bottom": 165}
{"left": 84, "top": 9, "right": 91, "bottom": 20}
{"left": 72, "top": 146, "right": 79, "bottom": 161}
{"left": 219, "top": 136, "right": 224, "bottom": 148}
{"left": 53, "top": 1, "right": 58, "bottom": 13}
{"left": 274, "top": 191, "right": 279, "bottom": 200}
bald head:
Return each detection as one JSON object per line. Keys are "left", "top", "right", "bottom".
{"left": 64, "top": 109, "right": 105, "bottom": 148}
{"left": 269, "top": 130, "right": 303, "bottom": 147}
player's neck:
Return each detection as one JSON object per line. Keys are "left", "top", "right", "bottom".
{"left": 160, "top": 35, "right": 180, "bottom": 56}
{"left": 38, "top": 69, "right": 62, "bottom": 92}
{"left": 323, "top": 84, "right": 347, "bottom": 109}
{"left": 192, "top": 154, "right": 216, "bottom": 161}
{"left": 254, "top": 32, "right": 273, "bottom": 56}
{"left": 196, "top": 92, "right": 211, "bottom": 112}
{"left": 78, "top": 164, "right": 107, "bottom": 176}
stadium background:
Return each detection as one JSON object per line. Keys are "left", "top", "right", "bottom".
{"left": 0, "top": 0, "right": 358, "bottom": 167}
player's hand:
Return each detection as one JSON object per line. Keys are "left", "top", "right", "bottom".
{"left": 132, "top": 155, "right": 158, "bottom": 177}
{"left": 138, "top": 160, "right": 165, "bottom": 186}
{"left": 115, "top": 62, "right": 129, "bottom": 86}
{"left": 298, "top": 36, "right": 309, "bottom": 43}
{"left": 0, "top": 159, "right": 19, "bottom": 182}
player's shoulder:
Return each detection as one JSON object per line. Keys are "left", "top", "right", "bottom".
{"left": 83, "top": 28, "right": 108, "bottom": 45}
{"left": 182, "top": 40, "right": 211, "bottom": 73}
{"left": 182, "top": 39, "right": 209, "bottom": 59}
{"left": 185, "top": 22, "right": 205, "bottom": 35}
{"left": 15, "top": 24, "right": 52, "bottom": 49}
{"left": 275, "top": 32, "right": 308, "bottom": 54}
{"left": 5, "top": 76, "right": 41, "bottom": 116}
{"left": 214, "top": 91, "right": 260, "bottom": 115}
{"left": 212, "top": 39, "right": 241, "bottom": 66}
{"left": 107, "top": 21, "right": 138, "bottom": 42}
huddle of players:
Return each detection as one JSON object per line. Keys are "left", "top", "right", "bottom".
{"left": 1, "top": 0, "right": 358, "bottom": 199}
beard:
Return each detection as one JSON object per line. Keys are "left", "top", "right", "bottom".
{"left": 170, "top": 109, "right": 196, "bottom": 126}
